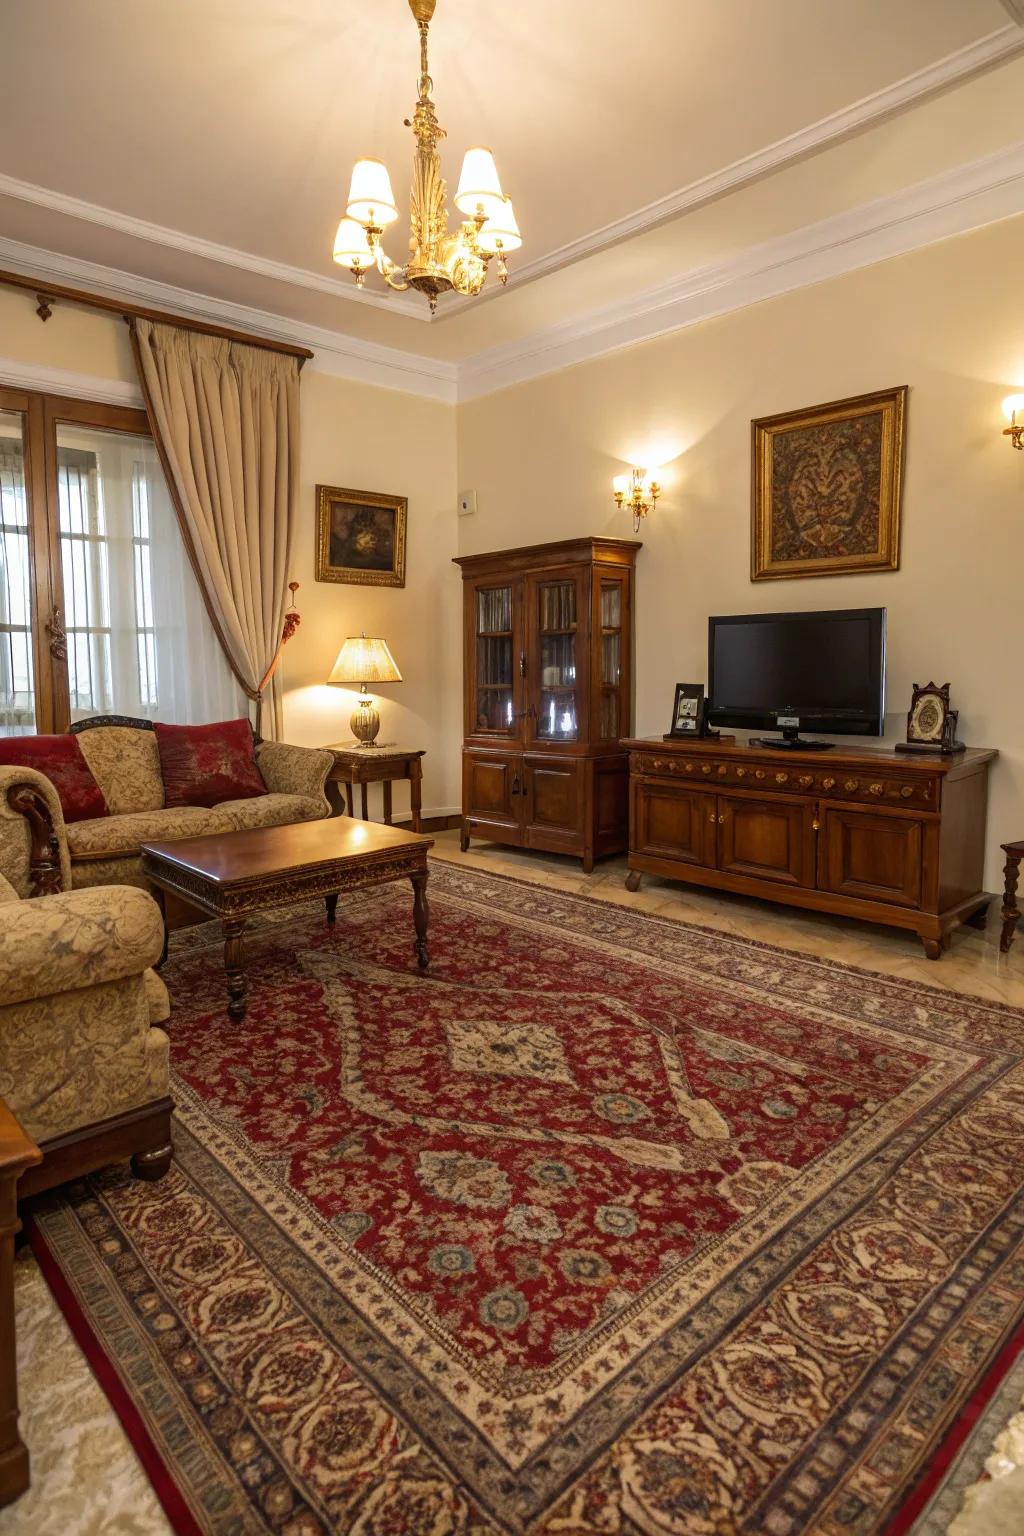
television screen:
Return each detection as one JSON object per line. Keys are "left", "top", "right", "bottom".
{"left": 707, "top": 608, "right": 886, "bottom": 736}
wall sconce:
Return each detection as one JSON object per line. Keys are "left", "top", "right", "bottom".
{"left": 613, "top": 467, "right": 660, "bottom": 533}
{"left": 1003, "top": 395, "right": 1024, "bottom": 451}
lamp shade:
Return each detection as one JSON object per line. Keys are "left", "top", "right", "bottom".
{"left": 328, "top": 635, "right": 403, "bottom": 686}
{"left": 455, "top": 146, "right": 504, "bottom": 219}
{"left": 333, "top": 217, "right": 375, "bottom": 269}
{"left": 477, "top": 196, "right": 522, "bottom": 254}
{"left": 346, "top": 159, "right": 398, "bottom": 226}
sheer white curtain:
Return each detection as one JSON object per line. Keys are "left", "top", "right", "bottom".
{"left": 58, "top": 427, "right": 246, "bottom": 725}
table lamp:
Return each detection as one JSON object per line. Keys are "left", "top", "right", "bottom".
{"left": 327, "top": 633, "right": 403, "bottom": 746}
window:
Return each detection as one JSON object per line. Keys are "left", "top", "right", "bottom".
{"left": 0, "top": 387, "right": 246, "bottom": 736}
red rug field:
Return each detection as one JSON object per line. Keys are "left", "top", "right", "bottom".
{"left": 30, "top": 861, "right": 1024, "bottom": 1534}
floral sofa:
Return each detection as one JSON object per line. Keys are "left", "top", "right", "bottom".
{"left": 1, "top": 718, "right": 334, "bottom": 895}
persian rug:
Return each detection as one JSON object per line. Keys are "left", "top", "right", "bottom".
{"left": 28, "top": 861, "right": 1024, "bottom": 1535}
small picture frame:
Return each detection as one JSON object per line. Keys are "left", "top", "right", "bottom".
{"left": 895, "top": 681, "right": 965, "bottom": 755}
{"left": 666, "top": 682, "right": 707, "bottom": 738}
{"left": 315, "top": 484, "right": 407, "bottom": 588}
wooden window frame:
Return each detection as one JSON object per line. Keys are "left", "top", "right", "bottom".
{"left": 0, "top": 385, "right": 151, "bottom": 734}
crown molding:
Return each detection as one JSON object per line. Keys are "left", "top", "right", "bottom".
{"left": 0, "top": 172, "right": 429, "bottom": 322}
{"left": 458, "top": 140, "right": 1024, "bottom": 401}
{"left": 438, "top": 23, "right": 1024, "bottom": 317}
{"left": 0, "top": 356, "right": 143, "bottom": 407}
{"left": 0, "top": 236, "right": 458, "bottom": 403}
{"left": 1, "top": 27, "right": 1021, "bottom": 331}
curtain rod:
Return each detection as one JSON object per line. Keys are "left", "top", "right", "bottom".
{"left": 0, "top": 268, "right": 315, "bottom": 365}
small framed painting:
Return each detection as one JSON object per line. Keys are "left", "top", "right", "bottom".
{"left": 751, "top": 386, "right": 907, "bottom": 581}
{"left": 315, "top": 485, "right": 407, "bottom": 588}
{"left": 666, "top": 682, "right": 706, "bottom": 738}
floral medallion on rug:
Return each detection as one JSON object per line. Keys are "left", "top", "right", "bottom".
{"left": 28, "top": 861, "right": 1024, "bottom": 1535}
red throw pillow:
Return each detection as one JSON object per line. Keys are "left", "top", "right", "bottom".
{"left": 0, "top": 734, "right": 108, "bottom": 823}
{"left": 155, "top": 719, "right": 267, "bottom": 809}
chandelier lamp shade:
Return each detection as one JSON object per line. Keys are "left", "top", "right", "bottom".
{"left": 332, "top": 0, "right": 521, "bottom": 312}
{"left": 328, "top": 634, "right": 403, "bottom": 748}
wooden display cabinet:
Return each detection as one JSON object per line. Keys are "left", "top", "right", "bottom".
{"left": 623, "top": 736, "right": 998, "bottom": 958}
{"left": 454, "top": 537, "right": 641, "bottom": 871}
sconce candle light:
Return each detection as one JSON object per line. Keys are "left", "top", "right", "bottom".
{"left": 1003, "top": 394, "right": 1024, "bottom": 451}
{"left": 613, "top": 467, "right": 660, "bottom": 532}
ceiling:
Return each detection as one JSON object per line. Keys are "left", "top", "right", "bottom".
{"left": 0, "top": 0, "right": 1020, "bottom": 362}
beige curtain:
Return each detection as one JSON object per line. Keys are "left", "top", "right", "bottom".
{"left": 131, "top": 319, "right": 301, "bottom": 739}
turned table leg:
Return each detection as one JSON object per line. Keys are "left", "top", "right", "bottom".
{"left": 1001, "top": 846, "right": 1023, "bottom": 953}
{"left": 410, "top": 757, "right": 423, "bottom": 834}
{"left": 0, "top": 1100, "right": 41, "bottom": 1508}
{"left": 325, "top": 893, "right": 339, "bottom": 925}
{"left": 222, "top": 918, "right": 248, "bottom": 1019}
{"left": 383, "top": 781, "right": 393, "bottom": 826}
{"left": 411, "top": 869, "right": 429, "bottom": 970}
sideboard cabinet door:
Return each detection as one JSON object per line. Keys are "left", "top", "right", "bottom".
{"left": 632, "top": 781, "right": 717, "bottom": 868}
{"left": 523, "top": 757, "right": 583, "bottom": 843}
{"left": 717, "top": 795, "right": 814, "bottom": 887}
{"left": 819, "top": 808, "right": 924, "bottom": 908}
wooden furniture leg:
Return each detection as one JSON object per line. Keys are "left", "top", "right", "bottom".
{"left": 625, "top": 869, "right": 643, "bottom": 892}
{"left": 325, "top": 779, "right": 347, "bottom": 817}
{"left": 325, "top": 893, "right": 339, "bottom": 925}
{"left": 0, "top": 1101, "right": 41, "bottom": 1507}
{"left": 411, "top": 870, "right": 429, "bottom": 970}
{"left": 383, "top": 781, "right": 393, "bottom": 825}
{"left": 410, "top": 757, "right": 423, "bottom": 834}
{"left": 344, "top": 781, "right": 354, "bottom": 819}
{"left": 222, "top": 919, "right": 248, "bottom": 1020}
{"left": 360, "top": 783, "right": 369, "bottom": 821}
{"left": 1001, "top": 843, "right": 1023, "bottom": 953}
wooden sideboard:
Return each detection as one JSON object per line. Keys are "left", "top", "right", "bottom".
{"left": 623, "top": 736, "right": 997, "bottom": 958}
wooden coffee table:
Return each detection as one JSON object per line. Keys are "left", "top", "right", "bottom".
{"left": 141, "top": 818, "right": 433, "bottom": 1020}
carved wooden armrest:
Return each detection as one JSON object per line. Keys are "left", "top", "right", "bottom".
{"left": 5, "top": 784, "right": 63, "bottom": 899}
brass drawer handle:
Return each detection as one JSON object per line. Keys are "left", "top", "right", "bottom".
{"left": 868, "top": 782, "right": 883, "bottom": 796}
{"left": 718, "top": 812, "right": 725, "bottom": 824}
{"left": 845, "top": 778, "right": 858, "bottom": 792}
{"left": 900, "top": 784, "right": 914, "bottom": 798}
{"left": 708, "top": 810, "right": 717, "bottom": 824}
{"left": 812, "top": 818, "right": 821, "bottom": 832}
{"left": 822, "top": 776, "right": 836, "bottom": 790}
{"left": 701, "top": 764, "right": 712, "bottom": 775}
{"left": 684, "top": 762, "right": 694, "bottom": 773}
{"left": 717, "top": 764, "right": 727, "bottom": 775}
{"left": 797, "top": 774, "right": 813, "bottom": 789}
{"left": 755, "top": 769, "right": 766, "bottom": 780}
{"left": 736, "top": 767, "right": 746, "bottom": 778}
{"left": 775, "top": 772, "right": 789, "bottom": 784}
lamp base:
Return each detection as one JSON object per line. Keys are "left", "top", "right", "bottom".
{"left": 350, "top": 699, "right": 381, "bottom": 746}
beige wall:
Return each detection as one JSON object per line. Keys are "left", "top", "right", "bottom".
{"left": 456, "top": 214, "right": 1024, "bottom": 886}
{"left": 0, "top": 288, "right": 463, "bottom": 818}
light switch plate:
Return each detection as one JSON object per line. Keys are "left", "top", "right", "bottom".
{"left": 458, "top": 489, "right": 477, "bottom": 517}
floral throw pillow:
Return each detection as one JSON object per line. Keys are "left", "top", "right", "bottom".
{"left": 0, "top": 734, "right": 109, "bottom": 823}
{"left": 155, "top": 719, "right": 267, "bottom": 809}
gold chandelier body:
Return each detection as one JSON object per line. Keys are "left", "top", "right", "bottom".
{"left": 334, "top": 0, "right": 520, "bottom": 313}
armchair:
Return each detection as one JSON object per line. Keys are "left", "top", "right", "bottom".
{"left": 0, "top": 771, "right": 172, "bottom": 1196}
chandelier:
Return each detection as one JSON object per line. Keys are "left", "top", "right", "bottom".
{"left": 332, "top": 0, "right": 521, "bottom": 313}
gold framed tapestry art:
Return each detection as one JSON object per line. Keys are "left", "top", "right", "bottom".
{"left": 315, "top": 485, "right": 407, "bottom": 588}
{"left": 751, "top": 386, "right": 907, "bottom": 581}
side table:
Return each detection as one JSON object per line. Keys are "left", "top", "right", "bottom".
{"left": 325, "top": 745, "right": 425, "bottom": 833}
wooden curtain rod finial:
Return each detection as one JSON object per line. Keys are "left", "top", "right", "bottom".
{"left": 35, "top": 293, "right": 53, "bottom": 322}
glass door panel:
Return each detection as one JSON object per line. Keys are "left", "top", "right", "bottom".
{"left": 536, "top": 577, "right": 579, "bottom": 741}
{"left": 0, "top": 409, "right": 36, "bottom": 735}
{"left": 474, "top": 583, "right": 516, "bottom": 733}
{"left": 598, "top": 579, "right": 623, "bottom": 741}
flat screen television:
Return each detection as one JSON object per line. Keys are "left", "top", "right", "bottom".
{"left": 706, "top": 607, "right": 886, "bottom": 750}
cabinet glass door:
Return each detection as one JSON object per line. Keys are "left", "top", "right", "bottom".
{"left": 598, "top": 579, "right": 623, "bottom": 741}
{"left": 535, "top": 575, "right": 580, "bottom": 741}
{"left": 473, "top": 583, "right": 516, "bottom": 734}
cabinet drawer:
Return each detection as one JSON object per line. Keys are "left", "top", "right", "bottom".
{"left": 634, "top": 753, "right": 938, "bottom": 810}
